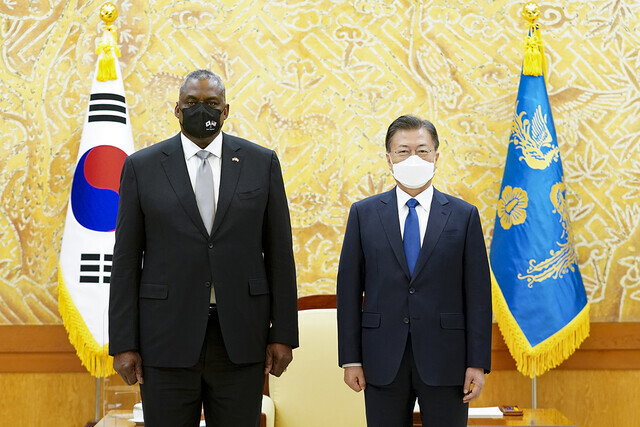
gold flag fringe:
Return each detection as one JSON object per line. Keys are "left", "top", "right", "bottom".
{"left": 58, "top": 266, "right": 116, "bottom": 377}
{"left": 491, "top": 269, "right": 590, "bottom": 378}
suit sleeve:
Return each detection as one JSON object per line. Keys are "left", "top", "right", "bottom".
{"left": 463, "top": 206, "right": 492, "bottom": 373}
{"left": 108, "top": 156, "right": 145, "bottom": 356}
{"left": 336, "top": 203, "right": 365, "bottom": 366}
{"left": 263, "top": 152, "right": 299, "bottom": 348}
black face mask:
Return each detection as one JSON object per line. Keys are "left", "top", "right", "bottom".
{"left": 181, "top": 103, "right": 222, "bottom": 138}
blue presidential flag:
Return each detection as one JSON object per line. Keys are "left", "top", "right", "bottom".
{"left": 489, "top": 7, "right": 589, "bottom": 378}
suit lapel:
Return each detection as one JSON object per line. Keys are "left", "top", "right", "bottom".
{"left": 377, "top": 188, "right": 411, "bottom": 280}
{"left": 411, "top": 188, "right": 451, "bottom": 282}
{"left": 160, "top": 134, "right": 209, "bottom": 238}
{"left": 210, "top": 133, "right": 242, "bottom": 237}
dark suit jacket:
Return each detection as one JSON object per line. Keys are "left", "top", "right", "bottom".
{"left": 337, "top": 187, "right": 491, "bottom": 386}
{"left": 109, "top": 133, "right": 298, "bottom": 367}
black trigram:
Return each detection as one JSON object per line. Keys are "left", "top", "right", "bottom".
{"left": 79, "top": 253, "right": 113, "bottom": 284}
{"left": 88, "top": 93, "right": 127, "bottom": 124}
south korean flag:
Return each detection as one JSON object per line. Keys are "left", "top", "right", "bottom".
{"left": 58, "top": 44, "right": 134, "bottom": 377}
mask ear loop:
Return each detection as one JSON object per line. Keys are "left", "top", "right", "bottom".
{"left": 386, "top": 152, "right": 396, "bottom": 172}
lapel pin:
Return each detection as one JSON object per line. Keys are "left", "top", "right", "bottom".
{"left": 232, "top": 157, "right": 239, "bottom": 162}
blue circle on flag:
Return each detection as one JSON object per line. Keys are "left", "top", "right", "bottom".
{"left": 71, "top": 145, "right": 127, "bottom": 232}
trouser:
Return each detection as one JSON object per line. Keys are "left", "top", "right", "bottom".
{"left": 140, "top": 306, "right": 264, "bottom": 427}
{"left": 364, "top": 338, "right": 468, "bottom": 427}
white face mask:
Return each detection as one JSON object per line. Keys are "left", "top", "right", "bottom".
{"left": 389, "top": 155, "right": 435, "bottom": 189}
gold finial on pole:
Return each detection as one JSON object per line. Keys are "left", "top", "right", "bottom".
{"left": 99, "top": 2, "right": 118, "bottom": 24}
{"left": 95, "top": 2, "right": 121, "bottom": 81}
{"left": 522, "top": 2, "right": 540, "bottom": 24}
{"left": 521, "top": 2, "right": 545, "bottom": 77}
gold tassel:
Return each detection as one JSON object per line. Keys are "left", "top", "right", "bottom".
{"left": 523, "top": 24, "right": 543, "bottom": 76}
{"left": 521, "top": 2, "right": 545, "bottom": 77}
{"left": 95, "top": 3, "right": 121, "bottom": 82}
{"left": 97, "top": 53, "right": 117, "bottom": 81}
{"left": 95, "top": 24, "right": 120, "bottom": 82}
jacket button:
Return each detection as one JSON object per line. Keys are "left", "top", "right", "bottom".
{"left": 408, "top": 287, "right": 415, "bottom": 294}
{"left": 403, "top": 317, "right": 409, "bottom": 324}
{"left": 205, "top": 281, "right": 211, "bottom": 288}
{"left": 208, "top": 243, "right": 214, "bottom": 249}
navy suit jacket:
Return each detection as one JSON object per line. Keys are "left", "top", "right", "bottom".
{"left": 337, "top": 187, "right": 491, "bottom": 386}
{"left": 109, "top": 133, "right": 298, "bottom": 367}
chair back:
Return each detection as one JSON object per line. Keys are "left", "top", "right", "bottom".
{"left": 268, "top": 307, "right": 367, "bottom": 427}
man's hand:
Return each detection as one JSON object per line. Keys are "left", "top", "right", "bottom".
{"left": 463, "top": 367, "right": 485, "bottom": 403}
{"left": 264, "top": 343, "right": 293, "bottom": 377}
{"left": 113, "top": 351, "right": 144, "bottom": 385}
{"left": 344, "top": 366, "right": 366, "bottom": 392}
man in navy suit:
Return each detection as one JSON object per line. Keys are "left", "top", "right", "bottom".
{"left": 337, "top": 115, "right": 491, "bottom": 426}
{"left": 109, "top": 70, "right": 298, "bottom": 427}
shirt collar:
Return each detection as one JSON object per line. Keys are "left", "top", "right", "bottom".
{"left": 396, "top": 185, "right": 434, "bottom": 210}
{"left": 181, "top": 131, "right": 223, "bottom": 160}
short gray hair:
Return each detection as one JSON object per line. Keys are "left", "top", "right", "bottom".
{"left": 179, "top": 70, "right": 225, "bottom": 99}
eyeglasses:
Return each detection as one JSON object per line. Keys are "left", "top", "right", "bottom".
{"left": 388, "top": 148, "right": 435, "bottom": 161}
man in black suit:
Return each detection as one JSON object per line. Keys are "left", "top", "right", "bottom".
{"left": 109, "top": 70, "right": 298, "bottom": 427}
{"left": 337, "top": 115, "right": 491, "bottom": 426}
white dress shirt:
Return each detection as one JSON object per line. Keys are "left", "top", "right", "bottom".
{"left": 343, "top": 185, "right": 434, "bottom": 368}
{"left": 181, "top": 131, "right": 222, "bottom": 303}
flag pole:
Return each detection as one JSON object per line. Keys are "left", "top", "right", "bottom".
{"left": 530, "top": 359, "right": 537, "bottom": 408}
{"left": 531, "top": 375, "right": 537, "bottom": 408}
{"left": 84, "top": 377, "right": 101, "bottom": 426}
{"left": 95, "top": 377, "right": 101, "bottom": 420}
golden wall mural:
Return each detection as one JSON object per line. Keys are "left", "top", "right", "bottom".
{"left": 0, "top": 0, "right": 638, "bottom": 324}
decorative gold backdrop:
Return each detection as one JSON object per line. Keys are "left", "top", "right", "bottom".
{"left": 0, "top": 0, "right": 638, "bottom": 325}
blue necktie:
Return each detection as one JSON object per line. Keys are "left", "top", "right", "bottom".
{"left": 404, "top": 198, "right": 420, "bottom": 276}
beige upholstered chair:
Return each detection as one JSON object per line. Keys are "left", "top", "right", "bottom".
{"left": 264, "top": 295, "right": 366, "bottom": 427}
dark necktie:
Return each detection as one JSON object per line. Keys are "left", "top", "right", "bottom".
{"left": 404, "top": 198, "right": 420, "bottom": 276}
